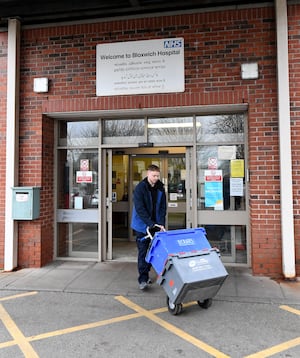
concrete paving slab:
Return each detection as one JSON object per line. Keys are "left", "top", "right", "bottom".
{"left": 0, "top": 261, "right": 299, "bottom": 305}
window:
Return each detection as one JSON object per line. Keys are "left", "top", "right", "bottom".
{"left": 58, "top": 121, "right": 98, "bottom": 147}
{"left": 148, "top": 117, "right": 194, "bottom": 143}
{"left": 103, "top": 119, "right": 145, "bottom": 144}
{"left": 196, "top": 114, "right": 246, "bottom": 211}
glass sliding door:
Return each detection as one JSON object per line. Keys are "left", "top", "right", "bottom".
{"left": 131, "top": 154, "right": 187, "bottom": 231}
{"left": 166, "top": 156, "right": 187, "bottom": 230}
{"left": 104, "top": 150, "right": 189, "bottom": 261}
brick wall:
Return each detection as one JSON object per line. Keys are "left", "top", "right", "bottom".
{"left": 0, "top": 4, "right": 298, "bottom": 276}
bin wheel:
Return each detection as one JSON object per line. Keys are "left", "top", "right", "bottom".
{"left": 166, "top": 296, "right": 183, "bottom": 315}
{"left": 197, "top": 298, "right": 213, "bottom": 309}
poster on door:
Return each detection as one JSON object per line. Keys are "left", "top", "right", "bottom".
{"left": 204, "top": 170, "right": 223, "bottom": 210}
{"left": 76, "top": 171, "right": 93, "bottom": 183}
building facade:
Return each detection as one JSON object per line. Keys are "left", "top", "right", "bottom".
{"left": 0, "top": 1, "right": 299, "bottom": 278}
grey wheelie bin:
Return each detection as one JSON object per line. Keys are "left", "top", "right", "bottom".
{"left": 145, "top": 227, "right": 228, "bottom": 315}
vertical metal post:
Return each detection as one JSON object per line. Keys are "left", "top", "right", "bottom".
{"left": 275, "top": 0, "right": 296, "bottom": 278}
{"left": 4, "top": 19, "right": 20, "bottom": 271}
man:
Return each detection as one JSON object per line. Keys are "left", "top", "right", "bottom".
{"left": 131, "top": 164, "right": 167, "bottom": 290}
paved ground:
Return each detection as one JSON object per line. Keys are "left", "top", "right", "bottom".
{"left": 0, "top": 261, "right": 299, "bottom": 358}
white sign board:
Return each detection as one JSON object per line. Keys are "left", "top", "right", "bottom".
{"left": 96, "top": 38, "right": 184, "bottom": 96}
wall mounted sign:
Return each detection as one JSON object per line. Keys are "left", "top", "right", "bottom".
{"left": 96, "top": 38, "right": 184, "bottom": 96}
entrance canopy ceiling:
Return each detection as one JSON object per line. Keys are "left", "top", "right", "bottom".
{"left": 0, "top": 0, "right": 270, "bottom": 26}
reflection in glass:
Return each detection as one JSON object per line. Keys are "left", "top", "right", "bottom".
{"left": 58, "top": 121, "right": 98, "bottom": 146}
{"left": 103, "top": 119, "right": 145, "bottom": 144}
{"left": 57, "top": 149, "right": 98, "bottom": 209}
{"left": 196, "top": 114, "right": 244, "bottom": 143}
{"left": 204, "top": 225, "right": 247, "bottom": 263}
{"left": 148, "top": 117, "right": 193, "bottom": 143}
{"left": 57, "top": 223, "right": 98, "bottom": 258}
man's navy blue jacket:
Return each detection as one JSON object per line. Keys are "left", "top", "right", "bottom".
{"left": 131, "top": 177, "right": 166, "bottom": 234}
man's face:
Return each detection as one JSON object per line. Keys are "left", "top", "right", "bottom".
{"left": 147, "top": 170, "right": 160, "bottom": 186}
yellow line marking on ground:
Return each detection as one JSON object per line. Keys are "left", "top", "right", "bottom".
{"left": 115, "top": 295, "right": 230, "bottom": 358}
{"left": 0, "top": 303, "right": 39, "bottom": 358}
{"left": 0, "top": 294, "right": 296, "bottom": 358}
{"left": 0, "top": 291, "right": 38, "bottom": 301}
{"left": 280, "top": 305, "right": 300, "bottom": 316}
{"left": 0, "top": 312, "right": 142, "bottom": 349}
{"left": 27, "top": 312, "right": 142, "bottom": 342}
{"left": 244, "top": 305, "right": 300, "bottom": 358}
{"left": 0, "top": 302, "right": 196, "bottom": 348}
{"left": 0, "top": 339, "right": 16, "bottom": 349}
{"left": 244, "top": 337, "right": 300, "bottom": 358}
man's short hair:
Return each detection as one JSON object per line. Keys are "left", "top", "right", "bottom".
{"left": 147, "top": 164, "right": 160, "bottom": 172}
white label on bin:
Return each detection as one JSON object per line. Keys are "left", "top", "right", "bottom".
{"left": 188, "top": 258, "right": 212, "bottom": 272}
{"left": 177, "top": 238, "right": 195, "bottom": 246}
{"left": 16, "top": 193, "right": 29, "bottom": 202}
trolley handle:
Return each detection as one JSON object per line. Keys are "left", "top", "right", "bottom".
{"left": 146, "top": 224, "right": 165, "bottom": 240}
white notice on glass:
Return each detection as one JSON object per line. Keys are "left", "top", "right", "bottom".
{"left": 74, "top": 196, "right": 83, "bottom": 209}
{"left": 230, "top": 177, "right": 244, "bottom": 196}
{"left": 218, "top": 146, "right": 236, "bottom": 160}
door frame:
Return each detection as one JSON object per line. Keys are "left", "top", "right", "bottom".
{"left": 102, "top": 147, "right": 194, "bottom": 261}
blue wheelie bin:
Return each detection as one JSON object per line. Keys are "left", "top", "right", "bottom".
{"left": 146, "top": 227, "right": 228, "bottom": 315}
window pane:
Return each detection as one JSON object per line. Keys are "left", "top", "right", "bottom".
{"left": 197, "top": 114, "right": 244, "bottom": 143}
{"left": 57, "top": 149, "right": 98, "bottom": 209}
{"left": 57, "top": 223, "right": 98, "bottom": 258}
{"left": 168, "top": 156, "right": 186, "bottom": 202}
{"left": 204, "top": 225, "right": 247, "bottom": 263}
{"left": 148, "top": 117, "right": 193, "bottom": 143}
{"left": 103, "top": 119, "right": 145, "bottom": 144}
{"left": 197, "top": 145, "right": 245, "bottom": 210}
{"left": 58, "top": 121, "right": 98, "bottom": 146}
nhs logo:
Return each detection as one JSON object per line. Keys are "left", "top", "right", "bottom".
{"left": 164, "top": 39, "right": 183, "bottom": 48}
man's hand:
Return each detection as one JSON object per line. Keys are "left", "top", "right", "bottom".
{"left": 156, "top": 225, "right": 165, "bottom": 232}
{"left": 149, "top": 224, "right": 165, "bottom": 236}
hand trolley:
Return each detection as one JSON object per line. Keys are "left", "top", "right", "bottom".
{"left": 146, "top": 227, "right": 228, "bottom": 315}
